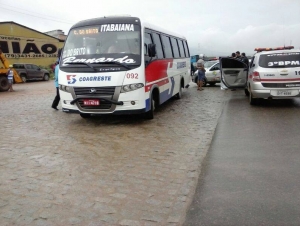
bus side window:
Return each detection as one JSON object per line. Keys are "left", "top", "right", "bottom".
{"left": 178, "top": 39, "right": 185, "bottom": 58}
{"left": 152, "top": 33, "right": 164, "bottom": 59}
{"left": 161, "top": 35, "right": 173, "bottom": 58}
{"left": 183, "top": 41, "right": 190, "bottom": 57}
{"left": 144, "top": 33, "right": 153, "bottom": 56}
{"left": 170, "top": 37, "right": 180, "bottom": 58}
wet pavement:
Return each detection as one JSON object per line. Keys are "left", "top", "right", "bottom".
{"left": 184, "top": 92, "right": 300, "bottom": 226}
{"left": 0, "top": 81, "right": 229, "bottom": 226}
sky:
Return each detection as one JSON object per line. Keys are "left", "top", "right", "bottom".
{"left": 1, "top": 0, "right": 300, "bottom": 57}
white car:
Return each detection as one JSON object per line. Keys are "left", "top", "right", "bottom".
{"left": 220, "top": 46, "right": 300, "bottom": 105}
{"left": 192, "top": 60, "right": 220, "bottom": 86}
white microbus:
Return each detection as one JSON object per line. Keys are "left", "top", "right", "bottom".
{"left": 59, "top": 16, "right": 191, "bottom": 119}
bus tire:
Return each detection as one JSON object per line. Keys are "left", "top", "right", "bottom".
{"left": 80, "top": 113, "right": 92, "bottom": 118}
{"left": 0, "top": 76, "right": 10, "bottom": 91}
{"left": 175, "top": 82, "right": 183, "bottom": 99}
{"left": 144, "top": 96, "right": 155, "bottom": 120}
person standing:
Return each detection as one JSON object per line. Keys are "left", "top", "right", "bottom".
{"left": 197, "top": 63, "right": 206, "bottom": 91}
{"left": 51, "top": 62, "right": 60, "bottom": 110}
{"left": 196, "top": 54, "right": 205, "bottom": 68}
{"left": 235, "top": 51, "right": 241, "bottom": 58}
{"left": 7, "top": 65, "right": 14, "bottom": 92}
{"left": 241, "top": 52, "right": 249, "bottom": 67}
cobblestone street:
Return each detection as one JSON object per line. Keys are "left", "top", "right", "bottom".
{"left": 0, "top": 81, "right": 229, "bottom": 226}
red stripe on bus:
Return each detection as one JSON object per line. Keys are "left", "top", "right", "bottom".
{"left": 145, "top": 78, "right": 169, "bottom": 92}
{"left": 145, "top": 59, "right": 173, "bottom": 83}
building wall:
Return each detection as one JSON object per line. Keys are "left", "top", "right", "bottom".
{"left": 45, "top": 30, "right": 67, "bottom": 40}
{"left": 0, "top": 22, "right": 64, "bottom": 69}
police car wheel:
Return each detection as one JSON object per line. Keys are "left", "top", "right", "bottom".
{"left": 249, "top": 86, "right": 259, "bottom": 105}
{"left": 245, "top": 88, "right": 250, "bottom": 96}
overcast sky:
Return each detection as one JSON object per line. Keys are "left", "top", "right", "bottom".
{"left": 1, "top": 0, "right": 300, "bottom": 56}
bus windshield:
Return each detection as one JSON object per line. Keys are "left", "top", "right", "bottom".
{"left": 61, "top": 24, "right": 141, "bottom": 66}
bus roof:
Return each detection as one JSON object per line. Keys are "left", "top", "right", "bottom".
{"left": 69, "top": 16, "right": 187, "bottom": 40}
{"left": 70, "top": 16, "right": 140, "bottom": 30}
{"left": 142, "top": 22, "right": 186, "bottom": 40}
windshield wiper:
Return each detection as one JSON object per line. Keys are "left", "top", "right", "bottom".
{"left": 94, "top": 61, "right": 131, "bottom": 70}
{"left": 65, "top": 62, "right": 97, "bottom": 71}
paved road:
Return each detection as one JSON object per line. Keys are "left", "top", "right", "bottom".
{"left": 0, "top": 81, "right": 228, "bottom": 226}
{"left": 184, "top": 91, "right": 300, "bottom": 226}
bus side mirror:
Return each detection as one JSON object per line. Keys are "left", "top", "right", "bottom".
{"left": 148, "top": 44, "right": 156, "bottom": 57}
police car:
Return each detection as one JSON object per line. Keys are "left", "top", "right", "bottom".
{"left": 220, "top": 46, "right": 300, "bottom": 105}
{"left": 192, "top": 60, "right": 221, "bottom": 86}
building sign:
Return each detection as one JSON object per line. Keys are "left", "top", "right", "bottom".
{"left": 0, "top": 35, "right": 58, "bottom": 58}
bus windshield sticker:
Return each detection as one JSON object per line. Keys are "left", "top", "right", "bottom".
{"left": 100, "top": 24, "right": 134, "bottom": 32}
{"left": 74, "top": 28, "right": 99, "bottom": 35}
{"left": 63, "top": 48, "right": 86, "bottom": 58}
{"left": 63, "top": 56, "right": 136, "bottom": 65}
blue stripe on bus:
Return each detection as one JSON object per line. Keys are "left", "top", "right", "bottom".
{"left": 146, "top": 77, "right": 177, "bottom": 110}
{"left": 145, "top": 98, "right": 151, "bottom": 111}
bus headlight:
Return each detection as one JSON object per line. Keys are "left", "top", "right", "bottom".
{"left": 121, "top": 83, "right": 144, "bottom": 93}
{"left": 59, "top": 85, "right": 71, "bottom": 93}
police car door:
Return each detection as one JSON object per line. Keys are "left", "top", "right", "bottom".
{"left": 220, "top": 57, "right": 248, "bottom": 89}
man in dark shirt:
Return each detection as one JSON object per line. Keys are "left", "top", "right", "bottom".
{"left": 241, "top": 52, "right": 249, "bottom": 67}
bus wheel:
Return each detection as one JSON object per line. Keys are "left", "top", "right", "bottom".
{"left": 144, "top": 96, "right": 155, "bottom": 120}
{"left": 175, "top": 82, "right": 182, "bottom": 99}
{"left": 80, "top": 113, "right": 91, "bottom": 118}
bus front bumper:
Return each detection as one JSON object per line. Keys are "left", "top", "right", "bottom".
{"left": 62, "top": 108, "right": 146, "bottom": 115}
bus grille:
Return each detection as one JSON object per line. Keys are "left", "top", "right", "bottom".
{"left": 73, "top": 87, "right": 115, "bottom": 95}
{"left": 74, "top": 87, "right": 116, "bottom": 110}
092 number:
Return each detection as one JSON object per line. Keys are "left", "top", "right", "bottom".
{"left": 126, "top": 73, "right": 138, "bottom": 79}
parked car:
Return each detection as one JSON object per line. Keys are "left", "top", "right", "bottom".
{"left": 192, "top": 60, "right": 220, "bottom": 86}
{"left": 13, "top": 63, "right": 50, "bottom": 83}
{"left": 220, "top": 46, "right": 300, "bottom": 105}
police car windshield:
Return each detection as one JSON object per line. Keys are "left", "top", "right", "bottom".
{"left": 259, "top": 52, "right": 300, "bottom": 68}
{"left": 204, "top": 61, "right": 218, "bottom": 68}
{"left": 61, "top": 24, "right": 141, "bottom": 67}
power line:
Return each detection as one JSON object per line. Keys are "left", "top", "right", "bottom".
{"left": 0, "top": 6, "right": 75, "bottom": 25}
{"left": 1, "top": 3, "right": 75, "bottom": 23}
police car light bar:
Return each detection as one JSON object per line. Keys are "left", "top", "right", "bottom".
{"left": 254, "top": 46, "right": 294, "bottom": 52}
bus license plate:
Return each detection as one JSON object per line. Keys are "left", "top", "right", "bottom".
{"left": 83, "top": 99, "right": 100, "bottom": 106}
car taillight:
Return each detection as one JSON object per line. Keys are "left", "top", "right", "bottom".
{"left": 252, "top": 71, "right": 261, "bottom": 82}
